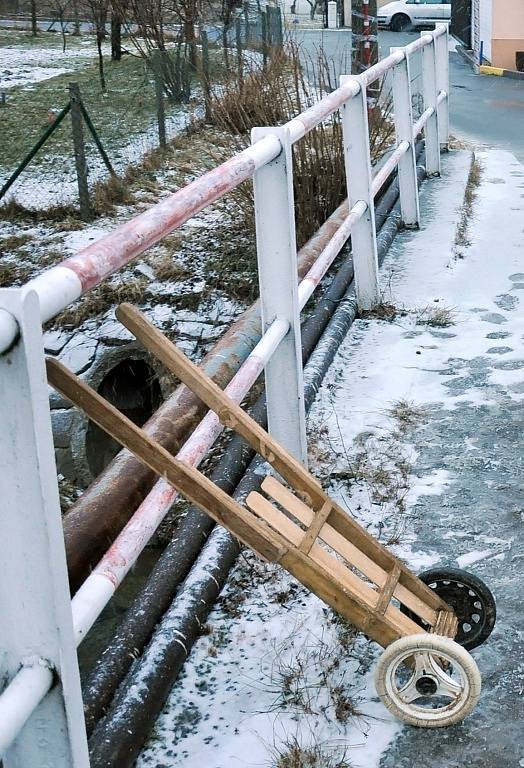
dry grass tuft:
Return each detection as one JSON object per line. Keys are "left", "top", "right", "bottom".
{"left": 389, "top": 399, "right": 429, "bottom": 431}
{"left": 0, "top": 232, "right": 32, "bottom": 252}
{"left": 54, "top": 277, "right": 148, "bottom": 328}
{"left": 360, "top": 302, "right": 407, "bottom": 322}
{"left": 415, "top": 304, "right": 456, "bottom": 328}
{"left": 454, "top": 154, "right": 483, "bottom": 253}
{"left": 152, "top": 253, "right": 192, "bottom": 282}
{"left": 272, "top": 736, "right": 353, "bottom": 768}
{"left": 92, "top": 174, "right": 135, "bottom": 213}
{"left": 0, "top": 260, "right": 34, "bottom": 287}
{"left": 208, "top": 42, "right": 395, "bottom": 250}
{"left": 0, "top": 198, "right": 79, "bottom": 222}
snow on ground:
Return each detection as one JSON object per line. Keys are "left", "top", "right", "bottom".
{"left": 0, "top": 38, "right": 109, "bottom": 89}
{"left": 136, "top": 146, "right": 524, "bottom": 766}
{"left": 4, "top": 102, "right": 199, "bottom": 211}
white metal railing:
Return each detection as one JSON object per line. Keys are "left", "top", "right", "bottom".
{"left": 0, "top": 25, "right": 449, "bottom": 767}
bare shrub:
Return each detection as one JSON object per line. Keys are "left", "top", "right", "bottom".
{"left": 208, "top": 42, "right": 395, "bottom": 249}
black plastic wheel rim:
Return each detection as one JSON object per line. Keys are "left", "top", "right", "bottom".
{"left": 401, "top": 567, "right": 496, "bottom": 651}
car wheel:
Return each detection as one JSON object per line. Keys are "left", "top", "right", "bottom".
{"left": 391, "top": 13, "right": 411, "bottom": 32}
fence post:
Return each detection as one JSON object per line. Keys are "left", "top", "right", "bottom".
{"left": 236, "top": 18, "right": 243, "bottom": 88}
{"left": 68, "top": 82, "right": 91, "bottom": 221}
{"left": 251, "top": 125, "right": 307, "bottom": 465}
{"left": 340, "top": 75, "right": 381, "bottom": 310}
{"left": 201, "top": 31, "right": 211, "bottom": 121}
{"left": 390, "top": 49, "right": 420, "bottom": 228}
{"left": 243, "top": 0, "right": 250, "bottom": 44}
{"left": 0, "top": 289, "right": 89, "bottom": 767}
{"left": 420, "top": 33, "right": 440, "bottom": 176}
{"left": 152, "top": 50, "right": 167, "bottom": 149}
{"left": 435, "top": 24, "right": 450, "bottom": 150}
{"left": 261, "top": 11, "right": 268, "bottom": 69}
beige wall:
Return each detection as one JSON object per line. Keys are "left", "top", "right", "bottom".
{"left": 491, "top": 0, "right": 524, "bottom": 69}
{"left": 492, "top": 38, "right": 524, "bottom": 69}
{"left": 492, "top": 0, "right": 524, "bottom": 38}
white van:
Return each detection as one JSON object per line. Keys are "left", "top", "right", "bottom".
{"left": 378, "top": 0, "right": 451, "bottom": 32}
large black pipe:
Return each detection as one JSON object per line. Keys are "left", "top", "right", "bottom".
{"left": 81, "top": 156, "right": 412, "bottom": 733}
{"left": 88, "top": 158, "right": 427, "bottom": 768}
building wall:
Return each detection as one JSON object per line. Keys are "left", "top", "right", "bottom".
{"left": 479, "top": 0, "right": 492, "bottom": 61}
{"left": 491, "top": 0, "right": 524, "bottom": 69}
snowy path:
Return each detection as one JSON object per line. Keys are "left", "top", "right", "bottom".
{"left": 136, "top": 148, "right": 524, "bottom": 767}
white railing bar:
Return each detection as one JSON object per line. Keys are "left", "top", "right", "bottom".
{"left": 412, "top": 106, "right": 435, "bottom": 138}
{"left": 0, "top": 29, "right": 446, "bottom": 356}
{"left": 0, "top": 663, "right": 54, "bottom": 756}
{"left": 371, "top": 140, "right": 410, "bottom": 198}
{"left": 298, "top": 200, "right": 367, "bottom": 307}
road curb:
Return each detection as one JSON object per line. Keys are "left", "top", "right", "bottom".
{"left": 480, "top": 64, "right": 524, "bottom": 80}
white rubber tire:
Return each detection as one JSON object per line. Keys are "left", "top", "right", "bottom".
{"left": 374, "top": 633, "right": 482, "bottom": 728}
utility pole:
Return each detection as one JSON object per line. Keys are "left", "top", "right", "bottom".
{"left": 352, "top": 0, "right": 378, "bottom": 74}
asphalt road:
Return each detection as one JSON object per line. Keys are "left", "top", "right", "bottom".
{"left": 294, "top": 28, "right": 524, "bottom": 162}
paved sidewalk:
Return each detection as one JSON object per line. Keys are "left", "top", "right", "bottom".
{"left": 315, "top": 147, "right": 524, "bottom": 767}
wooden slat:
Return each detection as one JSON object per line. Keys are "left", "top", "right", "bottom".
{"left": 262, "top": 476, "right": 437, "bottom": 625}
{"left": 431, "top": 610, "right": 459, "bottom": 639}
{"left": 375, "top": 565, "right": 401, "bottom": 615}
{"left": 247, "top": 491, "right": 379, "bottom": 608}
{"left": 115, "top": 303, "right": 452, "bottom": 618}
{"left": 247, "top": 491, "right": 423, "bottom": 638}
{"left": 299, "top": 499, "right": 332, "bottom": 554}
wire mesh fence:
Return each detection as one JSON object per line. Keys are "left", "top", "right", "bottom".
{"left": 0, "top": 3, "right": 282, "bottom": 217}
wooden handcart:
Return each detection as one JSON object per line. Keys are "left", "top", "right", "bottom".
{"left": 47, "top": 303, "right": 496, "bottom": 728}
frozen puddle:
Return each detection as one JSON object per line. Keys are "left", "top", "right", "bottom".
{"left": 138, "top": 148, "right": 524, "bottom": 766}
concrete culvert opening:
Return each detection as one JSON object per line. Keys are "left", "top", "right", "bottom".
{"left": 85, "top": 358, "right": 162, "bottom": 478}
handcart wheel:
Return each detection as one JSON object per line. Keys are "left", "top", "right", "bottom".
{"left": 400, "top": 567, "right": 496, "bottom": 650}
{"left": 374, "top": 633, "right": 481, "bottom": 728}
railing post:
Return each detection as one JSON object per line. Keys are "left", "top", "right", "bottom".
{"left": 435, "top": 24, "right": 450, "bottom": 150}
{"left": 251, "top": 126, "right": 307, "bottom": 465}
{"left": 420, "top": 32, "right": 440, "bottom": 176}
{"left": 340, "top": 74, "right": 380, "bottom": 310}
{"left": 390, "top": 49, "right": 420, "bottom": 228}
{"left": 0, "top": 288, "right": 89, "bottom": 767}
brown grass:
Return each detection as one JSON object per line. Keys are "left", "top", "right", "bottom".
{"left": 0, "top": 260, "right": 34, "bottom": 287}
{"left": 272, "top": 737, "right": 353, "bottom": 768}
{"left": 152, "top": 253, "right": 192, "bottom": 282}
{"left": 389, "top": 398, "right": 429, "bottom": 431}
{"left": 454, "top": 153, "right": 483, "bottom": 252}
{"left": 360, "top": 302, "right": 407, "bottom": 322}
{"left": 0, "top": 232, "right": 32, "bottom": 252}
{"left": 415, "top": 304, "right": 456, "bottom": 328}
{"left": 54, "top": 277, "right": 148, "bottom": 328}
